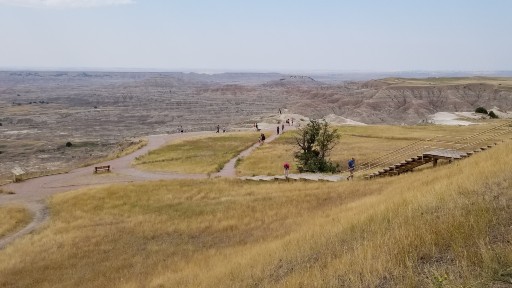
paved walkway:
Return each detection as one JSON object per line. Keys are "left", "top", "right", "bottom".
{"left": 240, "top": 173, "right": 343, "bottom": 182}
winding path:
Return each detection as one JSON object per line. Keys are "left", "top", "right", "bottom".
{"left": 0, "top": 130, "right": 284, "bottom": 249}
{"left": 214, "top": 132, "right": 281, "bottom": 177}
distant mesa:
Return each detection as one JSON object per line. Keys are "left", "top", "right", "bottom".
{"left": 263, "top": 75, "right": 323, "bottom": 88}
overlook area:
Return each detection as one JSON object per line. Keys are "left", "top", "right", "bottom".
{"left": 3, "top": 0, "right": 512, "bottom": 286}
{"left": 1, "top": 100, "right": 512, "bottom": 286}
{"left": 2, "top": 72, "right": 512, "bottom": 181}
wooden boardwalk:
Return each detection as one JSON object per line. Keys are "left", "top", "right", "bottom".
{"left": 365, "top": 145, "right": 497, "bottom": 179}
{"left": 359, "top": 121, "right": 512, "bottom": 180}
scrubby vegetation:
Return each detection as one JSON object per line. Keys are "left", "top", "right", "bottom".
{"left": 489, "top": 110, "right": 499, "bottom": 119}
{"left": 1, "top": 140, "right": 512, "bottom": 287}
{"left": 475, "top": 107, "right": 488, "bottom": 114}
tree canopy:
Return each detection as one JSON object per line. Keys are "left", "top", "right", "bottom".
{"left": 294, "top": 120, "right": 340, "bottom": 173}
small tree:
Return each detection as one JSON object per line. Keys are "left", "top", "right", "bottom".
{"left": 294, "top": 119, "right": 340, "bottom": 173}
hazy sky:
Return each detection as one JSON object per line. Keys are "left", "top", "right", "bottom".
{"left": 0, "top": 0, "right": 511, "bottom": 72}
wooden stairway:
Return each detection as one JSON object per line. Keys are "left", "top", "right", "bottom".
{"left": 359, "top": 120, "right": 512, "bottom": 180}
{"left": 365, "top": 143, "right": 499, "bottom": 179}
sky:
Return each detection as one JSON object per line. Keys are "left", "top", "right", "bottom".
{"left": 0, "top": 0, "right": 511, "bottom": 72}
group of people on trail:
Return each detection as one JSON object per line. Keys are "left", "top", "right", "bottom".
{"left": 216, "top": 125, "right": 226, "bottom": 133}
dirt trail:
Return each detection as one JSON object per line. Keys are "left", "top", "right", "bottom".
{"left": 0, "top": 201, "right": 47, "bottom": 249}
{"left": 0, "top": 129, "right": 286, "bottom": 249}
{"left": 214, "top": 131, "right": 283, "bottom": 177}
{"left": 0, "top": 132, "right": 210, "bottom": 249}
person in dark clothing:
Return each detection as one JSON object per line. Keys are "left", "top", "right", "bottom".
{"left": 277, "top": 126, "right": 280, "bottom": 135}
{"left": 347, "top": 158, "right": 356, "bottom": 180}
{"left": 259, "top": 133, "right": 266, "bottom": 144}
{"left": 216, "top": 125, "right": 220, "bottom": 133}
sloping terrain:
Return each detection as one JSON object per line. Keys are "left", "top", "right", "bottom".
{"left": 2, "top": 72, "right": 512, "bottom": 178}
{"left": 0, "top": 140, "right": 511, "bottom": 287}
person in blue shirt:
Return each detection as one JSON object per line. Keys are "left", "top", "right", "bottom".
{"left": 347, "top": 158, "right": 355, "bottom": 180}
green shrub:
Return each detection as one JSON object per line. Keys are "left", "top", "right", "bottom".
{"left": 475, "top": 107, "right": 488, "bottom": 114}
{"left": 488, "top": 111, "right": 499, "bottom": 119}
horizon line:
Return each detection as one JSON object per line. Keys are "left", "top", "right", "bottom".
{"left": 2, "top": 67, "right": 512, "bottom": 75}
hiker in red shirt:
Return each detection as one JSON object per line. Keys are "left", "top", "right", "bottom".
{"left": 283, "top": 162, "right": 290, "bottom": 177}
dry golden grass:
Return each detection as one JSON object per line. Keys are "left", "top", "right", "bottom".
{"left": 1, "top": 140, "right": 512, "bottom": 287}
{"left": 134, "top": 132, "right": 260, "bottom": 173}
{"left": 381, "top": 76, "right": 512, "bottom": 89}
{"left": 0, "top": 205, "right": 31, "bottom": 237}
{"left": 236, "top": 132, "right": 298, "bottom": 175}
{"left": 237, "top": 123, "right": 501, "bottom": 176}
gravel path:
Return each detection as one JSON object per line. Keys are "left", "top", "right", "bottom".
{"left": 0, "top": 131, "right": 212, "bottom": 249}
{"left": 0, "top": 129, "right": 288, "bottom": 249}
{"left": 214, "top": 131, "right": 282, "bottom": 178}
{"left": 0, "top": 127, "right": 294, "bottom": 249}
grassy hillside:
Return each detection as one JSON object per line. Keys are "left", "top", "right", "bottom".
{"left": 134, "top": 132, "right": 261, "bottom": 173}
{"left": 237, "top": 123, "right": 502, "bottom": 176}
{"left": 1, "top": 140, "right": 511, "bottom": 287}
{"left": 0, "top": 205, "right": 31, "bottom": 237}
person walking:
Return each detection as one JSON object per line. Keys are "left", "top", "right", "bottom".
{"left": 283, "top": 162, "right": 290, "bottom": 178}
{"left": 347, "top": 157, "right": 356, "bottom": 180}
{"left": 277, "top": 126, "right": 280, "bottom": 135}
{"left": 216, "top": 125, "right": 220, "bottom": 133}
{"left": 259, "top": 133, "right": 266, "bottom": 145}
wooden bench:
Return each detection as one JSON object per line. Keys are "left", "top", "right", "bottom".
{"left": 94, "top": 165, "right": 111, "bottom": 173}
